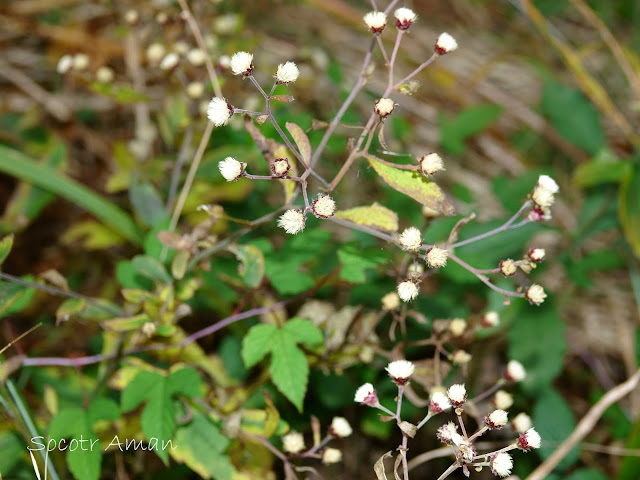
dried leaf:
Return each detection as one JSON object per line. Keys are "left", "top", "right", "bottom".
{"left": 374, "top": 451, "right": 393, "bottom": 480}
{"left": 398, "top": 421, "right": 417, "bottom": 438}
{"left": 446, "top": 213, "right": 477, "bottom": 246}
{"left": 367, "top": 156, "right": 455, "bottom": 216}
{"left": 286, "top": 122, "right": 311, "bottom": 166}
{"left": 39, "top": 269, "right": 69, "bottom": 291}
{"left": 271, "top": 95, "right": 294, "bottom": 103}
{"left": 255, "top": 115, "right": 268, "bottom": 125}
{"left": 394, "top": 454, "right": 403, "bottom": 480}
{"left": 335, "top": 202, "right": 399, "bottom": 232}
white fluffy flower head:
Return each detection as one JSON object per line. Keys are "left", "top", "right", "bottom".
{"left": 482, "top": 311, "right": 500, "bottom": 327}
{"left": 146, "top": 43, "right": 166, "bottom": 64}
{"left": 363, "top": 11, "right": 387, "bottom": 33}
{"left": 435, "top": 32, "right": 458, "bottom": 55}
{"left": 419, "top": 153, "right": 445, "bottom": 175}
{"left": 375, "top": 98, "right": 395, "bottom": 117}
{"left": 512, "top": 412, "right": 533, "bottom": 433}
{"left": 500, "top": 259, "right": 517, "bottom": 277}
{"left": 518, "top": 428, "right": 541, "bottom": 451}
{"left": 397, "top": 280, "right": 419, "bottom": 302}
{"left": 230, "top": 51, "right": 253, "bottom": 76}
{"left": 452, "top": 350, "right": 472, "bottom": 365}
{"left": 505, "top": 360, "right": 526, "bottom": 382}
{"left": 57, "top": 55, "right": 73, "bottom": 74}
{"left": 449, "top": 318, "right": 467, "bottom": 336}
{"left": 218, "top": 157, "right": 244, "bottom": 182}
{"left": 386, "top": 360, "right": 415, "bottom": 384}
{"left": 322, "top": 448, "right": 342, "bottom": 464}
{"left": 207, "top": 97, "right": 234, "bottom": 126}
{"left": 72, "top": 53, "right": 89, "bottom": 71}
{"left": 329, "top": 417, "right": 352, "bottom": 438}
{"left": 447, "top": 383, "right": 467, "bottom": 406}
{"left": 486, "top": 409, "right": 509, "bottom": 429}
{"left": 429, "top": 391, "right": 452, "bottom": 413}
{"left": 275, "top": 61, "right": 299, "bottom": 84}
{"left": 491, "top": 452, "right": 513, "bottom": 477}
{"left": 277, "top": 209, "right": 306, "bottom": 235}
{"left": 525, "top": 284, "right": 546, "bottom": 306}
{"left": 96, "top": 66, "right": 114, "bottom": 84}
{"left": 271, "top": 158, "right": 291, "bottom": 177}
{"left": 394, "top": 7, "right": 416, "bottom": 30}
{"left": 354, "top": 383, "right": 377, "bottom": 405}
{"left": 187, "top": 82, "right": 204, "bottom": 99}
{"left": 436, "top": 421, "right": 458, "bottom": 444}
{"left": 493, "top": 390, "right": 514, "bottom": 410}
{"left": 538, "top": 175, "right": 559, "bottom": 194}
{"left": 312, "top": 194, "right": 336, "bottom": 219}
{"left": 187, "top": 48, "right": 207, "bottom": 66}
{"left": 528, "top": 248, "right": 546, "bottom": 263}
{"left": 399, "top": 226, "right": 422, "bottom": 252}
{"left": 426, "top": 247, "right": 448, "bottom": 268}
{"left": 160, "top": 53, "right": 180, "bottom": 71}
{"left": 382, "top": 292, "right": 400, "bottom": 311}
{"left": 282, "top": 431, "right": 305, "bottom": 454}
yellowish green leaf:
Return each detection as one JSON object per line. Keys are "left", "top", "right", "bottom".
{"left": 619, "top": 163, "right": 640, "bottom": 259}
{"left": 61, "top": 220, "right": 127, "bottom": 250}
{"left": 171, "top": 250, "right": 190, "bottom": 280}
{"left": 0, "top": 234, "right": 14, "bottom": 266}
{"left": 102, "top": 313, "right": 150, "bottom": 332}
{"left": 335, "top": 202, "right": 399, "bottom": 232}
{"left": 286, "top": 122, "right": 311, "bottom": 166}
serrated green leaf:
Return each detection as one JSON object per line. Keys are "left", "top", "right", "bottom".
{"left": 130, "top": 181, "right": 167, "bottom": 228}
{"left": 334, "top": 203, "right": 399, "bottom": 232}
{"left": 282, "top": 318, "right": 323, "bottom": 347}
{"left": 270, "top": 338, "right": 308, "bottom": 411}
{"left": 337, "top": 242, "right": 392, "bottom": 283}
{"left": 102, "top": 313, "right": 150, "bottom": 332}
{"left": 0, "top": 431, "right": 24, "bottom": 473}
{"left": 541, "top": 81, "right": 605, "bottom": 154}
{"left": 533, "top": 388, "right": 579, "bottom": 470}
{"left": 0, "top": 234, "right": 14, "bottom": 266}
{"left": 49, "top": 407, "right": 87, "bottom": 439}
{"left": 440, "top": 104, "right": 502, "bottom": 155}
{"left": 286, "top": 122, "right": 311, "bottom": 165}
{"left": 508, "top": 304, "right": 566, "bottom": 394}
{"left": 231, "top": 244, "right": 265, "bottom": 288}
{"left": 171, "top": 412, "right": 235, "bottom": 480}
{"left": 367, "top": 157, "right": 454, "bottom": 215}
{"left": 67, "top": 441, "right": 101, "bottom": 480}
{"left": 131, "top": 255, "right": 172, "bottom": 284}
{"left": 121, "top": 370, "right": 164, "bottom": 412}
{"left": 87, "top": 397, "right": 120, "bottom": 424}
{"left": 242, "top": 324, "right": 278, "bottom": 367}
{"left": 619, "top": 161, "right": 640, "bottom": 259}
{"left": 166, "top": 366, "right": 202, "bottom": 398}
{"left": 141, "top": 393, "right": 175, "bottom": 463}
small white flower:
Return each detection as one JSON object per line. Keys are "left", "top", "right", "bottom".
{"left": 419, "top": 153, "right": 445, "bottom": 175}
{"left": 96, "top": 66, "right": 114, "bottom": 84}
{"left": 528, "top": 248, "right": 546, "bottom": 263}
{"left": 429, "top": 391, "right": 452, "bottom": 413}
{"left": 407, "top": 262, "right": 424, "bottom": 275}
{"left": 447, "top": 384, "right": 467, "bottom": 406}
{"left": 426, "top": 247, "right": 448, "bottom": 268}
{"left": 142, "top": 322, "right": 156, "bottom": 337}
{"left": 511, "top": 412, "right": 533, "bottom": 433}
{"left": 394, "top": 7, "right": 417, "bottom": 30}
{"left": 312, "top": 194, "right": 336, "bottom": 219}
{"left": 187, "top": 48, "right": 207, "bottom": 66}
{"left": 173, "top": 41, "right": 189, "bottom": 56}
{"left": 505, "top": 360, "right": 526, "bottom": 382}
{"left": 531, "top": 186, "right": 555, "bottom": 208}
{"left": 72, "top": 53, "right": 90, "bottom": 71}
{"left": 155, "top": 12, "right": 169, "bottom": 25}
{"left": 329, "top": 417, "right": 352, "bottom": 438}
{"left": 538, "top": 175, "right": 559, "bottom": 194}
{"left": 56, "top": 55, "right": 73, "bottom": 74}
{"left": 490, "top": 452, "right": 513, "bottom": 477}
{"left": 381, "top": 292, "right": 400, "bottom": 311}
{"left": 275, "top": 61, "right": 299, "bottom": 84}
{"left": 482, "top": 311, "right": 500, "bottom": 327}
{"left": 399, "top": 227, "right": 422, "bottom": 252}
{"left": 363, "top": 11, "right": 387, "bottom": 33}
{"left": 146, "top": 43, "right": 166, "bottom": 64}
{"left": 322, "top": 447, "right": 342, "bottom": 464}
{"left": 500, "top": 259, "right": 517, "bottom": 277}
{"left": 494, "top": 390, "right": 514, "bottom": 410}
{"left": 160, "top": 53, "right": 180, "bottom": 71}
{"left": 436, "top": 421, "right": 458, "bottom": 444}
{"left": 354, "top": 383, "right": 377, "bottom": 405}
{"left": 525, "top": 284, "right": 546, "bottom": 306}
{"left": 486, "top": 409, "right": 509, "bottom": 429}
{"left": 230, "top": 51, "right": 253, "bottom": 76}
{"left": 218, "top": 55, "right": 231, "bottom": 70}
{"left": 517, "top": 428, "right": 541, "bottom": 451}
{"left": 207, "top": 97, "right": 234, "bottom": 126}
{"left": 397, "top": 280, "right": 419, "bottom": 302}
{"left": 374, "top": 98, "right": 395, "bottom": 117}
{"left": 186, "top": 82, "right": 205, "bottom": 99}
{"left": 282, "top": 431, "right": 305, "bottom": 454}
{"left": 271, "top": 158, "right": 291, "bottom": 177}
{"left": 124, "top": 9, "right": 139, "bottom": 25}
{"left": 277, "top": 209, "right": 306, "bottom": 234}
{"left": 452, "top": 350, "right": 471, "bottom": 365}
{"left": 218, "top": 157, "right": 244, "bottom": 182}
{"left": 435, "top": 32, "right": 458, "bottom": 55}
{"left": 448, "top": 318, "right": 467, "bottom": 336}
{"left": 386, "top": 360, "right": 415, "bottom": 384}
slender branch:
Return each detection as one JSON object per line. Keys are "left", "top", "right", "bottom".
{"left": 393, "top": 53, "right": 437, "bottom": 89}
{"left": 447, "top": 253, "right": 524, "bottom": 300}
{"left": 1, "top": 323, "right": 42, "bottom": 355}
{"left": 166, "top": 125, "right": 192, "bottom": 212}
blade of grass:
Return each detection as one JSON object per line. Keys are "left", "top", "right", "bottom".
{"left": 0, "top": 144, "right": 143, "bottom": 245}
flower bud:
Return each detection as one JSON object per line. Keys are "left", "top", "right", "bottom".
{"left": 72, "top": 53, "right": 90, "bottom": 71}
{"left": 426, "top": 247, "right": 448, "bottom": 268}
{"left": 481, "top": 311, "right": 500, "bottom": 327}
{"left": 270, "top": 158, "right": 291, "bottom": 177}
{"left": 275, "top": 61, "right": 299, "bottom": 84}
{"left": 329, "top": 417, "right": 352, "bottom": 438}
{"left": 452, "top": 349, "right": 471, "bottom": 365}
{"left": 386, "top": 359, "right": 415, "bottom": 385}
{"left": 504, "top": 360, "right": 526, "bottom": 382}
{"left": 398, "top": 226, "right": 422, "bottom": 252}
{"left": 142, "top": 322, "right": 156, "bottom": 337}
{"left": 500, "top": 259, "right": 517, "bottom": 277}
{"left": 207, "top": 97, "right": 234, "bottom": 126}
{"left": 517, "top": 428, "right": 541, "bottom": 451}
{"left": 124, "top": 9, "right": 139, "bottom": 25}
{"left": 187, "top": 48, "right": 207, "bottom": 66}
{"left": 230, "top": 51, "right": 253, "bottom": 76}
{"left": 374, "top": 97, "right": 395, "bottom": 117}
{"left": 322, "top": 447, "right": 342, "bottom": 464}
{"left": 277, "top": 209, "right": 306, "bottom": 235}
{"left": 447, "top": 383, "right": 467, "bottom": 407}
{"left": 381, "top": 292, "right": 400, "bottom": 311}
{"left": 397, "top": 280, "right": 419, "bottom": 302}
{"left": 448, "top": 318, "right": 467, "bottom": 336}
{"left": 419, "top": 153, "right": 445, "bottom": 175}
{"left": 146, "top": 43, "right": 166, "bottom": 65}
{"left": 186, "top": 82, "right": 205, "bottom": 99}
{"left": 218, "top": 157, "right": 245, "bottom": 182}
{"left": 527, "top": 248, "right": 546, "bottom": 263}
{"left": 435, "top": 32, "right": 458, "bottom": 55}
{"left": 363, "top": 11, "right": 387, "bottom": 34}
{"left": 394, "top": 7, "right": 417, "bottom": 30}
{"left": 312, "top": 194, "right": 337, "bottom": 219}
{"left": 96, "top": 66, "right": 114, "bottom": 84}
{"left": 160, "top": 53, "right": 180, "bottom": 71}
{"left": 525, "top": 284, "right": 546, "bottom": 305}
{"left": 155, "top": 12, "right": 169, "bottom": 25}
{"left": 56, "top": 55, "right": 73, "bottom": 74}
{"left": 485, "top": 409, "right": 509, "bottom": 429}
{"left": 490, "top": 452, "right": 513, "bottom": 477}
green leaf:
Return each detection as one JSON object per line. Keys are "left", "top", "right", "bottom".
{"left": 565, "top": 249, "right": 625, "bottom": 288}
{"left": 102, "top": 313, "right": 150, "bottom": 332}
{"left": 242, "top": 324, "right": 278, "bottom": 367}
{"left": 533, "top": 388, "right": 579, "bottom": 470}
{"left": 0, "top": 431, "right": 25, "bottom": 473}
{"left": 440, "top": 104, "right": 502, "bottom": 155}
{"left": 0, "top": 279, "right": 35, "bottom": 318}
{"left": 0, "top": 144, "right": 143, "bottom": 245}
{"left": 56, "top": 298, "right": 87, "bottom": 322}
{"left": 171, "top": 412, "right": 235, "bottom": 480}
{"left": 270, "top": 337, "right": 308, "bottom": 411}
{"left": 67, "top": 441, "right": 101, "bottom": 480}
{"left": 282, "top": 318, "right": 323, "bottom": 346}
{"left": 334, "top": 203, "right": 399, "bottom": 233}
{"left": 367, "top": 157, "right": 454, "bottom": 215}
{"left": 231, "top": 245, "right": 265, "bottom": 288}
{"left": 89, "top": 82, "right": 151, "bottom": 103}
{"left": 129, "top": 181, "right": 167, "bottom": 228}
{"left": 337, "top": 242, "right": 391, "bottom": 283}
{"left": 286, "top": 122, "right": 311, "bottom": 165}
{"left": 567, "top": 469, "right": 608, "bottom": 480}
{"left": 140, "top": 391, "right": 175, "bottom": 463}
{"left": 618, "top": 414, "right": 640, "bottom": 480}
{"left": 171, "top": 250, "right": 190, "bottom": 280}
{"left": 0, "top": 234, "right": 14, "bottom": 266}
{"left": 573, "top": 150, "right": 631, "bottom": 187}
{"left": 121, "top": 370, "right": 164, "bottom": 412}
{"left": 166, "top": 366, "right": 203, "bottom": 398}
{"left": 619, "top": 161, "right": 640, "bottom": 259}
{"left": 508, "top": 303, "right": 566, "bottom": 394}
{"left": 87, "top": 397, "right": 120, "bottom": 424}
{"left": 541, "top": 81, "right": 605, "bottom": 154}
{"left": 131, "top": 255, "right": 172, "bottom": 284}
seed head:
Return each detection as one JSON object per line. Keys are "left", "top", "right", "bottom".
{"left": 435, "top": 32, "right": 458, "bottom": 55}
{"left": 218, "top": 157, "right": 245, "bottom": 182}
{"left": 374, "top": 98, "right": 395, "bottom": 117}
{"left": 230, "top": 51, "right": 253, "bottom": 76}
{"left": 399, "top": 226, "right": 422, "bottom": 252}
{"left": 277, "top": 209, "right": 306, "bottom": 235}
{"left": 419, "top": 153, "right": 445, "bottom": 175}
{"left": 282, "top": 431, "right": 305, "bottom": 454}
{"left": 500, "top": 259, "right": 517, "bottom": 277}
{"left": 312, "top": 194, "right": 337, "bottom": 219}
{"left": 271, "top": 158, "right": 291, "bottom": 177}
{"left": 322, "top": 448, "right": 342, "bottom": 464}
{"left": 426, "top": 247, "right": 448, "bottom": 268}
{"left": 397, "top": 280, "right": 419, "bottom": 302}
{"left": 525, "top": 284, "right": 547, "bottom": 305}
{"left": 275, "top": 61, "right": 300, "bottom": 84}
{"left": 207, "top": 97, "right": 234, "bottom": 126}
{"left": 394, "top": 7, "right": 417, "bottom": 30}
{"left": 363, "top": 11, "right": 387, "bottom": 34}
{"left": 490, "top": 452, "right": 513, "bottom": 477}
